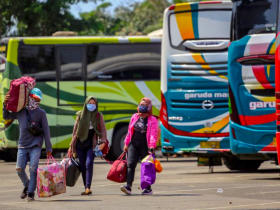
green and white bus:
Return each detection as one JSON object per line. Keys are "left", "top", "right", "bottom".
{"left": 0, "top": 36, "right": 161, "bottom": 161}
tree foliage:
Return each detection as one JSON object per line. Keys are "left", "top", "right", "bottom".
{"left": 0, "top": 0, "right": 208, "bottom": 38}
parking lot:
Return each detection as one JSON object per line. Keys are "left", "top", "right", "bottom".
{"left": 1, "top": 157, "right": 280, "bottom": 210}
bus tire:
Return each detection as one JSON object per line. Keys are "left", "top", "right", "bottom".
{"left": 1, "top": 149, "right": 18, "bottom": 162}
{"left": 223, "top": 157, "right": 262, "bottom": 171}
{"left": 111, "top": 126, "right": 128, "bottom": 160}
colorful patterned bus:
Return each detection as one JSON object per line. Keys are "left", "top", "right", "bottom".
{"left": 275, "top": 0, "right": 280, "bottom": 164}
{"left": 0, "top": 36, "right": 161, "bottom": 161}
{"left": 160, "top": 1, "right": 232, "bottom": 167}
{"left": 228, "top": 0, "right": 277, "bottom": 170}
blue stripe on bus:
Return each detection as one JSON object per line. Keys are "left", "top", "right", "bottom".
{"left": 191, "top": 4, "right": 199, "bottom": 39}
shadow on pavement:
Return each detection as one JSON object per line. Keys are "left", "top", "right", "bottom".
{"left": 180, "top": 168, "right": 280, "bottom": 175}
{"left": 38, "top": 199, "right": 101, "bottom": 202}
{"left": 160, "top": 159, "right": 197, "bottom": 163}
{"left": 250, "top": 177, "right": 280, "bottom": 181}
{"left": 153, "top": 193, "right": 200, "bottom": 197}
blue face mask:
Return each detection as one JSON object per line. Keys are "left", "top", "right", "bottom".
{"left": 138, "top": 105, "right": 148, "bottom": 113}
{"left": 87, "top": 104, "right": 96, "bottom": 112}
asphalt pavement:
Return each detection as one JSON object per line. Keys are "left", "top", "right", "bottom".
{"left": 1, "top": 157, "right": 280, "bottom": 210}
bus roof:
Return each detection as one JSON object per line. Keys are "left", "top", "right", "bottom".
{"left": 0, "top": 36, "right": 161, "bottom": 45}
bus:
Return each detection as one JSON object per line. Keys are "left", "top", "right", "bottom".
{"left": 0, "top": 36, "right": 161, "bottom": 161}
{"left": 228, "top": 0, "right": 277, "bottom": 170}
{"left": 160, "top": 1, "right": 232, "bottom": 168}
{"left": 275, "top": 0, "right": 280, "bottom": 164}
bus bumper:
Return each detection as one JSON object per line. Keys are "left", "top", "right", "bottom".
{"left": 230, "top": 121, "right": 276, "bottom": 156}
{"left": 161, "top": 123, "right": 231, "bottom": 156}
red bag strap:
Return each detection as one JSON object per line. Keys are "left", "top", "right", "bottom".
{"left": 118, "top": 152, "right": 127, "bottom": 160}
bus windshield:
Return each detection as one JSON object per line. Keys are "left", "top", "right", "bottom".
{"left": 169, "top": 10, "right": 231, "bottom": 47}
{"left": 232, "top": 0, "right": 277, "bottom": 40}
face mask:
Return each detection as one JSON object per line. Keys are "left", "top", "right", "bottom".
{"left": 27, "top": 97, "right": 39, "bottom": 110}
{"left": 138, "top": 105, "right": 148, "bottom": 113}
{"left": 87, "top": 104, "right": 96, "bottom": 112}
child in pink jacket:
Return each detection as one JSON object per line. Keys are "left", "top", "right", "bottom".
{"left": 120, "top": 97, "right": 158, "bottom": 196}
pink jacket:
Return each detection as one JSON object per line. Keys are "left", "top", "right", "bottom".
{"left": 124, "top": 114, "right": 159, "bottom": 148}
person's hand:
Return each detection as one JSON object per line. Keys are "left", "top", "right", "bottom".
{"left": 3, "top": 93, "right": 10, "bottom": 105}
{"left": 149, "top": 147, "right": 155, "bottom": 154}
{"left": 123, "top": 145, "right": 128, "bottom": 152}
{"left": 99, "top": 143, "right": 105, "bottom": 150}
{"left": 47, "top": 151, "right": 52, "bottom": 158}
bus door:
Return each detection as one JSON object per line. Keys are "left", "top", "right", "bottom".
{"left": 56, "top": 45, "right": 87, "bottom": 149}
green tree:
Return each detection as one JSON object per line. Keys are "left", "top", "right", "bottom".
{"left": 78, "top": 2, "right": 118, "bottom": 36}
{"left": 0, "top": 0, "right": 96, "bottom": 38}
{"left": 114, "top": 0, "right": 170, "bottom": 35}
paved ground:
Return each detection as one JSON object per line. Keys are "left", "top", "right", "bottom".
{"left": 1, "top": 157, "right": 280, "bottom": 210}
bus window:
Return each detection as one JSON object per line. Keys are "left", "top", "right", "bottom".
{"left": 87, "top": 44, "right": 161, "bottom": 81}
{"left": 58, "top": 47, "right": 84, "bottom": 81}
{"left": 232, "top": 0, "right": 277, "bottom": 41}
{"left": 169, "top": 10, "right": 231, "bottom": 48}
{"left": 18, "top": 45, "right": 56, "bottom": 81}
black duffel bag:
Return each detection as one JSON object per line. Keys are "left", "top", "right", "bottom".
{"left": 63, "top": 156, "right": 81, "bottom": 187}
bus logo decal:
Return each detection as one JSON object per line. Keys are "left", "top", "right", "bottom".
{"left": 202, "top": 100, "right": 214, "bottom": 110}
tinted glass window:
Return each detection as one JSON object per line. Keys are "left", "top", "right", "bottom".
{"left": 59, "top": 47, "right": 84, "bottom": 81}
{"left": 87, "top": 43, "right": 161, "bottom": 81}
{"left": 18, "top": 45, "right": 55, "bottom": 81}
{"left": 232, "top": 0, "right": 277, "bottom": 40}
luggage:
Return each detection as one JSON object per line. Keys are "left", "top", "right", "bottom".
{"left": 37, "top": 156, "right": 66, "bottom": 197}
{"left": 107, "top": 152, "right": 127, "bottom": 183}
{"left": 6, "top": 76, "right": 36, "bottom": 112}
{"left": 140, "top": 154, "right": 156, "bottom": 190}
{"left": 61, "top": 156, "right": 81, "bottom": 187}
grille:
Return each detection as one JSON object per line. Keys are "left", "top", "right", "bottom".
{"left": 171, "top": 62, "right": 228, "bottom": 77}
{"left": 171, "top": 99, "right": 228, "bottom": 109}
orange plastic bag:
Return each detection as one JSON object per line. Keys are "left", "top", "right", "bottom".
{"left": 154, "top": 159, "right": 163, "bottom": 173}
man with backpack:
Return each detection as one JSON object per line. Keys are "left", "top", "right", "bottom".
{"left": 3, "top": 88, "right": 52, "bottom": 202}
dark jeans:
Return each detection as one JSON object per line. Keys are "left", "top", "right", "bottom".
{"left": 127, "top": 141, "right": 150, "bottom": 189}
{"left": 76, "top": 147, "right": 95, "bottom": 189}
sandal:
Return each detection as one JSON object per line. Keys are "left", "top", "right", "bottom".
{"left": 81, "top": 188, "right": 92, "bottom": 195}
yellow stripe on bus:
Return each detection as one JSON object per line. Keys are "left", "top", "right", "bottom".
{"left": 191, "top": 53, "right": 228, "bottom": 80}
{"left": 192, "top": 115, "right": 229, "bottom": 134}
{"left": 267, "top": 65, "right": 271, "bottom": 77}
{"left": 174, "top": 3, "right": 192, "bottom": 12}
{"left": 175, "top": 4, "right": 194, "bottom": 40}
{"left": 7, "top": 39, "right": 19, "bottom": 66}
{"left": 269, "top": 42, "right": 276, "bottom": 54}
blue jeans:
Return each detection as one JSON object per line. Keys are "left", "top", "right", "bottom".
{"left": 76, "top": 147, "right": 94, "bottom": 189}
{"left": 16, "top": 146, "right": 41, "bottom": 194}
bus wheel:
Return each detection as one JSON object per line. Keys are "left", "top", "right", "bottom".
{"left": 111, "top": 126, "right": 128, "bottom": 160}
{"left": 2, "top": 149, "right": 18, "bottom": 162}
{"left": 223, "top": 157, "right": 262, "bottom": 171}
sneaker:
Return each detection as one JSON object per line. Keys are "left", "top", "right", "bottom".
{"left": 120, "top": 185, "right": 131, "bottom": 195}
{"left": 142, "top": 188, "right": 153, "bottom": 195}
{"left": 20, "top": 187, "right": 28, "bottom": 199}
{"left": 27, "top": 193, "right": 35, "bottom": 202}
